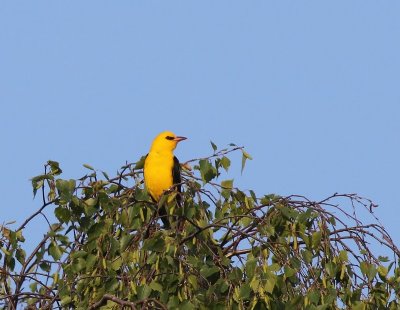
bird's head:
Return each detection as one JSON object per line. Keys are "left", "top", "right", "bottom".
{"left": 150, "top": 131, "right": 187, "bottom": 153}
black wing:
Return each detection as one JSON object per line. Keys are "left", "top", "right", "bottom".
{"left": 172, "top": 156, "right": 182, "bottom": 206}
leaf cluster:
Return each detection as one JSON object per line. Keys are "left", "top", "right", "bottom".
{"left": 1, "top": 145, "right": 399, "bottom": 309}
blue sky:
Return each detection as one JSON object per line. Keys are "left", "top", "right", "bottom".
{"left": 1, "top": 2, "right": 399, "bottom": 253}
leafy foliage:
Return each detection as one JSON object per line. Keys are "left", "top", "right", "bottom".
{"left": 1, "top": 145, "right": 399, "bottom": 309}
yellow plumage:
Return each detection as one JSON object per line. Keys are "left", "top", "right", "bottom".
{"left": 145, "top": 154, "right": 173, "bottom": 200}
{"left": 144, "top": 131, "right": 187, "bottom": 227}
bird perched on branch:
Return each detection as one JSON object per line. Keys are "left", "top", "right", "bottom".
{"left": 144, "top": 131, "right": 187, "bottom": 228}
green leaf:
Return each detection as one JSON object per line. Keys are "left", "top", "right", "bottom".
{"left": 210, "top": 141, "right": 218, "bottom": 152}
{"left": 56, "top": 179, "right": 76, "bottom": 203}
{"left": 60, "top": 296, "right": 72, "bottom": 306}
{"left": 228, "top": 267, "right": 243, "bottom": 281}
{"left": 260, "top": 194, "right": 281, "bottom": 206}
{"left": 120, "top": 234, "right": 134, "bottom": 251}
{"left": 264, "top": 277, "right": 276, "bottom": 293}
{"left": 360, "top": 261, "right": 377, "bottom": 281}
{"left": 149, "top": 281, "right": 163, "bottom": 292}
{"left": 241, "top": 149, "right": 252, "bottom": 174}
{"left": 200, "top": 266, "right": 219, "bottom": 279}
{"left": 105, "top": 278, "right": 119, "bottom": 292}
{"left": 39, "top": 262, "right": 51, "bottom": 272}
{"left": 239, "top": 283, "right": 251, "bottom": 299}
{"left": 377, "top": 265, "right": 388, "bottom": 280}
{"left": 15, "top": 230, "right": 25, "bottom": 242}
{"left": 311, "top": 231, "right": 322, "bottom": 249}
{"left": 179, "top": 301, "right": 195, "bottom": 310}
{"left": 72, "top": 257, "right": 86, "bottom": 273}
{"left": 199, "top": 159, "right": 217, "bottom": 183}
{"left": 48, "top": 242, "right": 62, "bottom": 260}
{"left": 16, "top": 248, "right": 26, "bottom": 265}
{"left": 167, "top": 296, "right": 180, "bottom": 308}
{"left": 284, "top": 266, "right": 296, "bottom": 278}
{"left": 143, "top": 236, "right": 165, "bottom": 252}
{"left": 86, "top": 254, "right": 98, "bottom": 270}
{"left": 245, "top": 258, "right": 257, "bottom": 279}
{"left": 220, "top": 156, "right": 231, "bottom": 171}
{"left": 221, "top": 179, "right": 234, "bottom": 189}
{"left": 87, "top": 221, "right": 111, "bottom": 240}
{"left": 29, "top": 282, "right": 38, "bottom": 293}
{"left": 111, "top": 257, "right": 122, "bottom": 271}
{"left": 31, "top": 174, "right": 54, "bottom": 197}
{"left": 325, "top": 262, "right": 337, "bottom": 277}
{"left": 135, "top": 155, "right": 147, "bottom": 170}
{"left": 308, "top": 290, "right": 320, "bottom": 304}
{"left": 339, "top": 250, "right": 348, "bottom": 262}
{"left": 55, "top": 206, "right": 71, "bottom": 223}
{"left": 302, "top": 249, "right": 313, "bottom": 264}
{"left": 188, "top": 275, "right": 199, "bottom": 290}
{"left": 83, "top": 163, "right": 95, "bottom": 170}
{"left": 102, "top": 171, "right": 110, "bottom": 180}
{"left": 219, "top": 280, "right": 229, "bottom": 293}
{"left": 137, "top": 285, "right": 152, "bottom": 300}
{"left": 47, "top": 160, "right": 62, "bottom": 175}
{"left": 83, "top": 198, "right": 97, "bottom": 216}
{"left": 360, "top": 261, "right": 369, "bottom": 276}
{"left": 351, "top": 302, "right": 366, "bottom": 310}
{"left": 325, "top": 288, "right": 337, "bottom": 305}
{"left": 71, "top": 250, "right": 87, "bottom": 259}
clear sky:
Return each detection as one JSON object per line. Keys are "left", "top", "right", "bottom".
{"left": 1, "top": 2, "right": 399, "bottom": 253}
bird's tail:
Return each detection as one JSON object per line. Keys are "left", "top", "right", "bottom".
{"left": 158, "top": 204, "right": 170, "bottom": 229}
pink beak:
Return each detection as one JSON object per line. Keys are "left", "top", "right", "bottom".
{"left": 173, "top": 136, "right": 187, "bottom": 142}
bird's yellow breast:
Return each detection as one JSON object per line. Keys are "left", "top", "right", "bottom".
{"left": 144, "top": 151, "right": 174, "bottom": 201}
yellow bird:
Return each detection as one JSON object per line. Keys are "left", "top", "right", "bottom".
{"left": 144, "top": 131, "right": 187, "bottom": 228}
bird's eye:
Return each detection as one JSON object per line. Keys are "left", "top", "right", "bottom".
{"left": 165, "top": 136, "right": 174, "bottom": 140}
